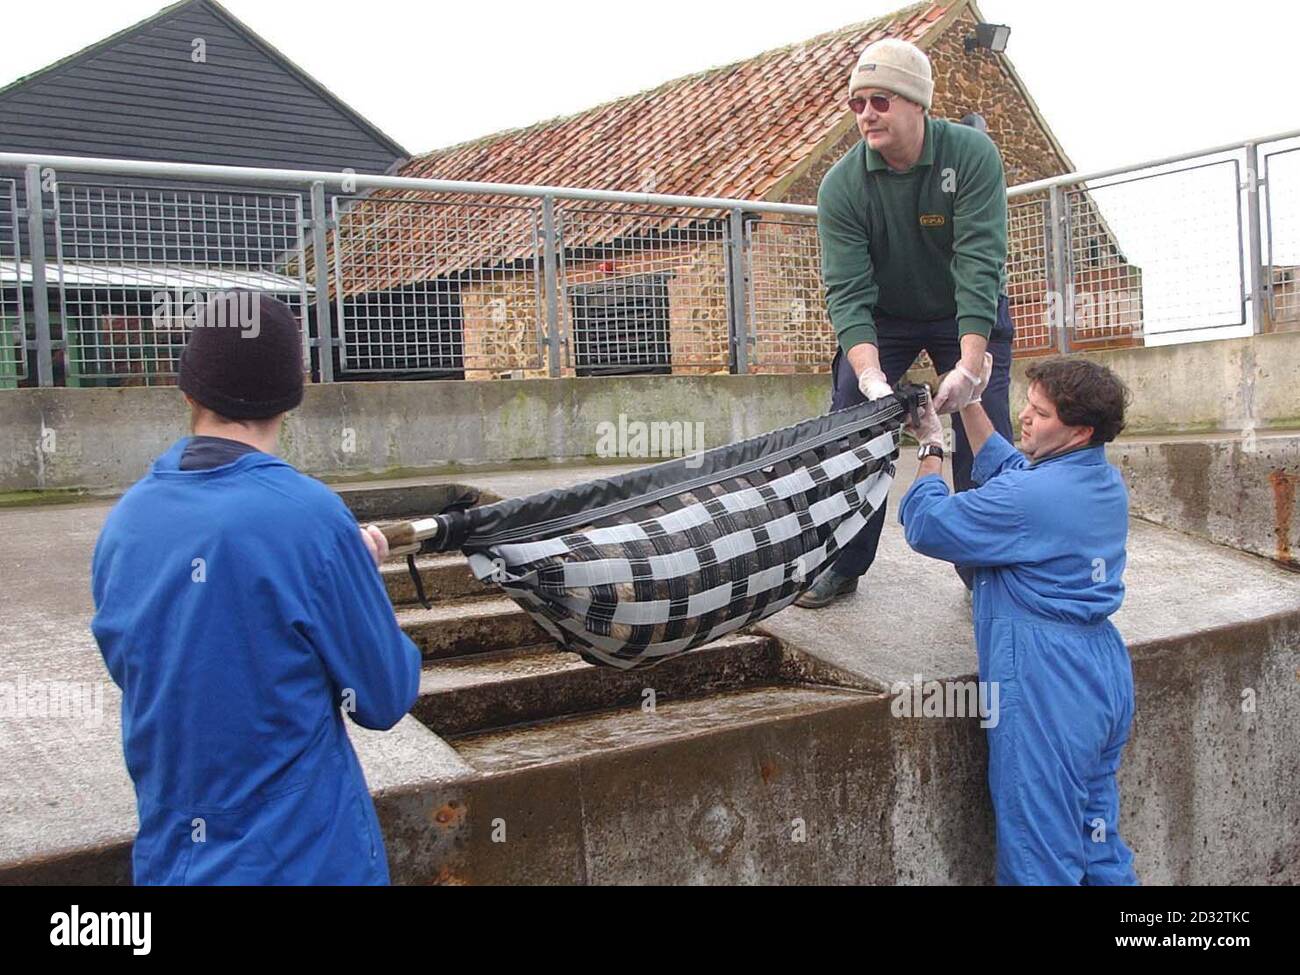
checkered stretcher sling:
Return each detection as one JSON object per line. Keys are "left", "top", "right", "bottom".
{"left": 385, "top": 385, "right": 924, "bottom": 670}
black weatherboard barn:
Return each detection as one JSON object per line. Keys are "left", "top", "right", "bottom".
{"left": 0, "top": 0, "right": 407, "bottom": 386}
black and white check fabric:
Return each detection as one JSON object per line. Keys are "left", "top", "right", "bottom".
{"left": 459, "top": 397, "right": 906, "bottom": 670}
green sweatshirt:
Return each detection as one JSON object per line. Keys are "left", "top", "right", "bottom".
{"left": 817, "top": 116, "right": 1008, "bottom": 354}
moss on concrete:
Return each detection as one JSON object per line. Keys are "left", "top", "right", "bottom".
{"left": 316, "top": 455, "right": 636, "bottom": 486}
{"left": 0, "top": 488, "right": 93, "bottom": 509}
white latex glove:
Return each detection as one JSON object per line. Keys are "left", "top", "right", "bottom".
{"left": 857, "top": 365, "right": 893, "bottom": 402}
{"left": 967, "top": 352, "right": 994, "bottom": 406}
{"left": 904, "top": 389, "right": 944, "bottom": 449}
{"left": 359, "top": 524, "right": 389, "bottom": 568}
{"left": 932, "top": 360, "right": 983, "bottom": 414}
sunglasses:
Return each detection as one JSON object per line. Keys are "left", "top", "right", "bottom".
{"left": 847, "top": 91, "right": 901, "bottom": 115}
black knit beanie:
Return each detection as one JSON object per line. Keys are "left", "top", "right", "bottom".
{"left": 178, "top": 291, "right": 305, "bottom": 419}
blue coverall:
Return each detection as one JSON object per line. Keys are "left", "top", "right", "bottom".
{"left": 91, "top": 439, "right": 421, "bottom": 885}
{"left": 899, "top": 431, "right": 1139, "bottom": 885}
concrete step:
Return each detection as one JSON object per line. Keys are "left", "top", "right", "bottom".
{"left": 412, "top": 632, "right": 782, "bottom": 737}
{"left": 449, "top": 682, "right": 871, "bottom": 774}
{"left": 396, "top": 597, "right": 550, "bottom": 660}
{"left": 382, "top": 554, "right": 493, "bottom": 607}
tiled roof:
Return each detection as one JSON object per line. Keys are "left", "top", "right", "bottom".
{"left": 328, "top": 1, "right": 957, "bottom": 294}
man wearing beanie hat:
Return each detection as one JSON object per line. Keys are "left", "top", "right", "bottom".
{"left": 797, "top": 36, "right": 1016, "bottom": 609}
{"left": 91, "top": 291, "right": 421, "bottom": 885}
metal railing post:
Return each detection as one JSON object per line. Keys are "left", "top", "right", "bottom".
{"left": 24, "top": 165, "right": 54, "bottom": 386}
{"left": 541, "top": 195, "right": 562, "bottom": 378}
{"left": 1047, "top": 184, "right": 1072, "bottom": 354}
{"left": 1244, "top": 142, "right": 1265, "bottom": 334}
{"left": 726, "top": 208, "right": 750, "bottom": 374}
{"left": 308, "top": 181, "right": 335, "bottom": 382}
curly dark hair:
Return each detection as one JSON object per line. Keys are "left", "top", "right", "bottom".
{"left": 1023, "top": 357, "right": 1130, "bottom": 445}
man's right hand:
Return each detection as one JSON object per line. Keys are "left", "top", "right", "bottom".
{"left": 857, "top": 365, "right": 893, "bottom": 402}
{"left": 904, "top": 389, "right": 944, "bottom": 448}
{"left": 847, "top": 343, "right": 892, "bottom": 402}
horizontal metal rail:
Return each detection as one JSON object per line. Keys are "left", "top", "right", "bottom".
{"left": 8, "top": 123, "right": 1300, "bottom": 207}
{"left": 1007, "top": 127, "right": 1300, "bottom": 198}
{"left": 0, "top": 152, "right": 819, "bottom": 217}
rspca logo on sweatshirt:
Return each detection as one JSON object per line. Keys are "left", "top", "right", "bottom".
{"left": 49, "top": 905, "right": 151, "bottom": 955}
{"left": 919, "top": 214, "right": 946, "bottom": 227}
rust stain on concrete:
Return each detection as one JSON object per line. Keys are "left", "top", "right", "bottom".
{"left": 432, "top": 864, "right": 469, "bottom": 886}
{"left": 433, "top": 800, "right": 466, "bottom": 828}
{"left": 1268, "top": 469, "right": 1297, "bottom": 566}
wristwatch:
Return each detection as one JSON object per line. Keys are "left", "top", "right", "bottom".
{"left": 917, "top": 443, "right": 945, "bottom": 462}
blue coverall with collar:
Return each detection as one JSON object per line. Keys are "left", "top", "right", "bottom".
{"left": 91, "top": 439, "right": 421, "bottom": 885}
{"left": 898, "top": 431, "right": 1139, "bottom": 885}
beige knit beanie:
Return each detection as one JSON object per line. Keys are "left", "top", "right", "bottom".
{"left": 847, "top": 38, "right": 934, "bottom": 110}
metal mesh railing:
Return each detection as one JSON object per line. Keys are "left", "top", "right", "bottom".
{"left": 0, "top": 178, "right": 25, "bottom": 383}
{"left": 6, "top": 126, "right": 1299, "bottom": 386}
{"left": 1064, "top": 187, "right": 1146, "bottom": 348}
{"left": 1066, "top": 160, "right": 1243, "bottom": 343}
{"left": 746, "top": 215, "right": 835, "bottom": 371}
{"left": 52, "top": 181, "right": 308, "bottom": 384}
{"left": 557, "top": 206, "right": 730, "bottom": 375}
{"left": 330, "top": 194, "right": 545, "bottom": 377}
{"left": 1006, "top": 195, "right": 1055, "bottom": 354}
{"left": 1264, "top": 145, "right": 1300, "bottom": 325}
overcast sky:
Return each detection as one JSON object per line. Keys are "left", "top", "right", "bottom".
{"left": 2, "top": 0, "right": 1297, "bottom": 170}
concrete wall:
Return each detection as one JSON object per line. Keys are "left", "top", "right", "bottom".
{"left": 5, "top": 330, "right": 1300, "bottom": 533}
{"left": 376, "top": 608, "right": 1300, "bottom": 885}
{"left": 1003, "top": 330, "right": 1300, "bottom": 567}
{"left": 1009, "top": 329, "right": 1300, "bottom": 436}
{"left": 1110, "top": 436, "right": 1300, "bottom": 568}
{"left": 0, "top": 374, "right": 830, "bottom": 495}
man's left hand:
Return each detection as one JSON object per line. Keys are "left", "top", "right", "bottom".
{"left": 932, "top": 360, "right": 985, "bottom": 414}
{"left": 360, "top": 524, "right": 389, "bottom": 568}
{"left": 966, "top": 352, "right": 994, "bottom": 406}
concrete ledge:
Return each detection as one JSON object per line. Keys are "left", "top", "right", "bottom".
{"left": 377, "top": 606, "right": 1300, "bottom": 885}
{"left": 5, "top": 329, "right": 1300, "bottom": 494}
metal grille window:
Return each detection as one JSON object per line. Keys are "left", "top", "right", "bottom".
{"left": 558, "top": 207, "right": 730, "bottom": 373}
{"left": 568, "top": 273, "right": 671, "bottom": 376}
{"left": 338, "top": 280, "right": 464, "bottom": 376}
{"left": 0, "top": 178, "right": 25, "bottom": 384}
